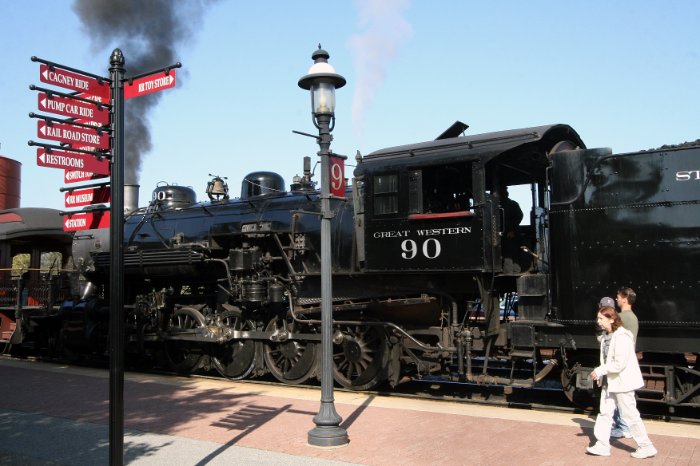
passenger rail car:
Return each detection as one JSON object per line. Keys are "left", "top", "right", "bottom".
{"left": 0, "top": 208, "right": 74, "bottom": 350}
{"left": 48, "top": 124, "right": 700, "bottom": 410}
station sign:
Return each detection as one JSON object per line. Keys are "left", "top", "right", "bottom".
{"left": 125, "top": 70, "right": 176, "bottom": 99}
{"left": 38, "top": 93, "right": 110, "bottom": 126}
{"left": 63, "top": 210, "right": 110, "bottom": 232}
{"left": 65, "top": 186, "right": 111, "bottom": 208}
{"left": 329, "top": 155, "right": 346, "bottom": 198}
{"left": 39, "top": 64, "right": 109, "bottom": 99}
{"left": 37, "top": 120, "right": 110, "bottom": 150}
{"left": 37, "top": 148, "right": 110, "bottom": 175}
{"left": 65, "top": 170, "right": 109, "bottom": 184}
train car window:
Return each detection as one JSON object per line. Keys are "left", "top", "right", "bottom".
{"left": 373, "top": 174, "right": 399, "bottom": 215}
{"left": 419, "top": 164, "right": 472, "bottom": 214}
{"left": 40, "top": 252, "right": 63, "bottom": 276}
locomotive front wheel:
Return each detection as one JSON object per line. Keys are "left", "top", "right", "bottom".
{"left": 332, "top": 324, "right": 389, "bottom": 391}
{"left": 263, "top": 315, "right": 318, "bottom": 385}
{"left": 212, "top": 312, "right": 257, "bottom": 380}
{"left": 164, "top": 306, "right": 206, "bottom": 374}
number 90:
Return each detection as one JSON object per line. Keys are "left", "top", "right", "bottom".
{"left": 401, "top": 238, "right": 441, "bottom": 259}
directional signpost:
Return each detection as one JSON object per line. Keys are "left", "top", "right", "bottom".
{"left": 64, "top": 185, "right": 111, "bottom": 208}
{"left": 37, "top": 120, "right": 110, "bottom": 150}
{"left": 38, "top": 93, "right": 110, "bottom": 125}
{"left": 29, "top": 52, "right": 181, "bottom": 466}
{"left": 124, "top": 69, "right": 176, "bottom": 99}
{"left": 65, "top": 170, "right": 109, "bottom": 184}
{"left": 63, "top": 210, "right": 111, "bottom": 231}
{"left": 36, "top": 148, "right": 110, "bottom": 174}
{"left": 39, "top": 63, "right": 110, "bottom": 99}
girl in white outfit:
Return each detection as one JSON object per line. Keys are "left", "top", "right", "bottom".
{"left": 587, "top": 306, "right": 657, "bottom": 459}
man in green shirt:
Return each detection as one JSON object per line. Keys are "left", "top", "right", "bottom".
{"left": 616, "top": 287, "right": 639, "bottom": 342}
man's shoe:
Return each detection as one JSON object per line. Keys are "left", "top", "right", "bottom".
{"left": 611, "top": 428, "right": 633, "bottom": 439}
{"left": 586, "top": 443, "right": 611, "bottom": 457}
{"left": 631, "top": 446, "right": 657, "bottom": 459}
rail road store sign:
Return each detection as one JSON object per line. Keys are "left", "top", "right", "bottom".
{"left": 36, "top": 120, "right": 110, "bottom": 150}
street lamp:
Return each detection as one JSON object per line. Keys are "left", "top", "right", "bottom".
{"left": 298, "top": 45, "right": 349, "bottom": 448}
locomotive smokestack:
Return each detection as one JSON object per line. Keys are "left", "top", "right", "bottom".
{"left": 124, "top": 184, "right": 140, "bottom": 213}
{"left": 72, "top": 0, "right": 216, "bottom": 184}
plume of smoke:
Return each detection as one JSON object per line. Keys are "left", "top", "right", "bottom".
{"left": 72, "top": 0, "right": 216, "bottom": 184}
{"left": 349, "top": 0, "right": 413, "bottom": 141}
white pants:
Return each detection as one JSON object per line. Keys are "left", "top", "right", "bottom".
{"left": 594, "top": 387, "right": 654, "bottom": 449}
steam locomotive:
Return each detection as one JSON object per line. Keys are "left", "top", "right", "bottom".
{"left": 4, "top": 123, "right": 699, "bottom": 411}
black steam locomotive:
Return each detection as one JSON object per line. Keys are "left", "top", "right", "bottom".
{"left": 6, "top": 123, "right": 700, "bottom": 410}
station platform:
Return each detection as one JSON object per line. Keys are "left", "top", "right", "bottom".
{"left": 1, "top": 358, "right": 699, "bottom": 465}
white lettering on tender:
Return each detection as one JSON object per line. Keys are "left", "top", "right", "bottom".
{"left": 373, "top": 230, "right": 410, "bottom": 239}
{"left": 416, "top": 227, "right": 472, "bottom": 236}
{"left": 676, "top": 170, "right": 700, "bottom": 181}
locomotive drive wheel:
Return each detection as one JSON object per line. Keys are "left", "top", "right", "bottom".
{"left": 165, "top": 307, "right": 206, "bottom": 374}
{"left": 332, "top": 324, "right": 389, "bottom": 391}
{"left": 263, "top": 314, "right": 318, "bottom": 385}
{"left": 211, "top": 312, "right": 257, "bottom": 380}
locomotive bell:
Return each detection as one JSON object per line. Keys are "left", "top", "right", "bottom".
{"left": 206, "top": 174, "right": 229, "bottom": 201}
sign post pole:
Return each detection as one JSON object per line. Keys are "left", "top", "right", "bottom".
{"left": 108, "top": 48, "right": 125, "bottom": 466}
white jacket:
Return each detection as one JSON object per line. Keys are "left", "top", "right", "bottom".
{"left": 593, "top": 326, "right": 643, "bottom": 393}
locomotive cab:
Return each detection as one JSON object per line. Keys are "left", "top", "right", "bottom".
{"left": 354, "top": 125, "right": 584, "bottom": 282}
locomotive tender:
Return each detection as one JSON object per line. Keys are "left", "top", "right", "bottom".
{"left": 13, "top": 122, "right": 700, "bottom": 410}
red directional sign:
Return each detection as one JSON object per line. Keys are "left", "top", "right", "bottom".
{"left": 65, "top": 170, "right": 109, "bottom": 184}
{"left": 38, "top": 93, "right": 110, "bottom": 125}
{"left": 65, "top": 186, "right": 111, "bottom": 208}
{"left": 329, "top": 155, "right": 346, "bottom": 198}
{"left": 63, "top": 210, "right": 110, "bottom": 232}
{"left": 76, "top": 91, "right": 108, "bottom": 104}
{"left": 39, "top": 64, "right": 110, "bottom": 99}
{"left": 125, "top": 70, "right": 176, "bottom": 99}
{"left": 37, "top": 120, "right": 110, "bottom": 150}
{"left": 37, "top": 148, "right": 111, "bottom": 175}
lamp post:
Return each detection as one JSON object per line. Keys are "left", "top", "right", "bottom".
{"left": 298, "top": 45, "right": 349, "bottom": 448}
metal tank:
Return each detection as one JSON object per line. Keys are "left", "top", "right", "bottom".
{"left": 0, "top": 155, "right": 21, "bottom": 209}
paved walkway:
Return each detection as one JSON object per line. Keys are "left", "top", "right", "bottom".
{"left": 0, "top": 358, "right": 699, "bottom": 465}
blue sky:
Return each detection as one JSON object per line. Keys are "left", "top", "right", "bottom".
{"left": 1, "top": 0, "right": 698, "bottom": 211}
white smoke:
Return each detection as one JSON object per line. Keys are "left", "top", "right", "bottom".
{"left": 349, "top": 0, "right": 413, "bottom": 140}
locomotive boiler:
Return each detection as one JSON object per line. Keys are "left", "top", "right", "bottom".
{"left": 63, "top": 123, "right": 700, "bottom": 409}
